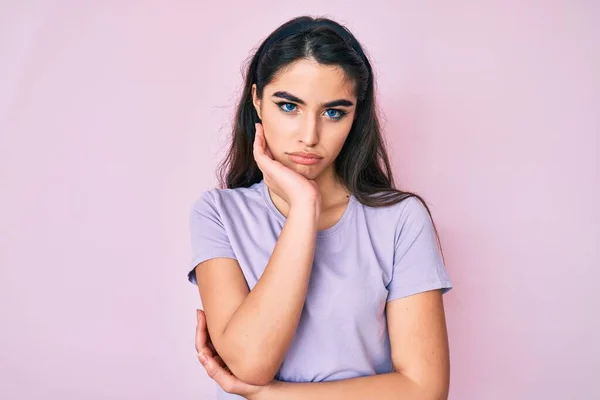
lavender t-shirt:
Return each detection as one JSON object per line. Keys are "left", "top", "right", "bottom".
{"left": 188, "top": 179, "right": 452, "bottom": 399}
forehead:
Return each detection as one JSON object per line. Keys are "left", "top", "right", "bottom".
{"left": 266, "top": 59, "right": 356, "bottom": 102}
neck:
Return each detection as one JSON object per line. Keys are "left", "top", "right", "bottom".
{"left": 311, "top": 166, "right": 350, "bottom": 208}
{"left": 267, "top": 166, "right": 350, "bottom": 216}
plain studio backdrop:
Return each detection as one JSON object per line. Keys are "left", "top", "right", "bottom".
{"left": 1, "top": 1, "right": 598, "bottom": 399}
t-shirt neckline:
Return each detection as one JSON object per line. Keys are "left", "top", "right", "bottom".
{"left": 259, "top": 179, "right": 356, "bottom": 239}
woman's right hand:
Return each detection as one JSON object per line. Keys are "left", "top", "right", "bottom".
{"left": 253, "top": 123, "right": 321, "bottom": 211}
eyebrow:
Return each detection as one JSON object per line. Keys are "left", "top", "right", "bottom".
{"left": 272, "top": 91, "right": 354, "bottom": 108}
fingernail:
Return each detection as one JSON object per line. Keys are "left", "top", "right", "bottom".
{"left": 199, "top": 353, "right": 208, "bottom": 364}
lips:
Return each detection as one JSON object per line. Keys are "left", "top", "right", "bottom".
{"left": 287, "top": 152, "right": 323, "bottom": 165}
{"left": 287, "top": 152, "right": 323, "bottom": 159}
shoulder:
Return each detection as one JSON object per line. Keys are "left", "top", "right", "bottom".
{"left": 391, "top": 196, "right": 439, "bottom": 252}
{"left": 359, "top": 194, "right": 432, "bottom": 226}
{"left": 396, "top": 196, "right": 432, "bottom": 226}
{"left": 190, "top": 182, "right": 266, "bottom": 217}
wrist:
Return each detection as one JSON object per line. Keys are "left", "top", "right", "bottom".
{"left": 289, "top": 198, "right": 320, "bottom": 219}
{"left": 252, "top": 380, "right": 281, "bottom": 400}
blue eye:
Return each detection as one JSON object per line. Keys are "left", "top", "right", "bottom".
{"left": 275, "top": 101, "right": 347, "bottom": 121}
{"left": 278, "top": 103, "right": 297, "bottom": 112}
{"left": 325, "top": 109, "right": 346, "bottom": 121}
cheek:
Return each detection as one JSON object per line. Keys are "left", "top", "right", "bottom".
{"left": 265, "top": 109, "right": 298, "bottom": 133}
{"left": 324, "top": 123, "right": 352, "bottom": 152}
{"left": 327, "top": 137, "right": 350, "bottom": 160}
{"left": 261, "top": 111, "right": 296, "bottom": 148}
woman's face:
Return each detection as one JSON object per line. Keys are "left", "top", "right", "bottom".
{"left": 252, "top": 58, "right": 357, "bottom": 181}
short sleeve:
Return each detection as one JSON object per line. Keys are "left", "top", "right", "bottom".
{"left": 386, "top": 197, "right": 453, "bottom": 302}
{"left": 187, "top": 190, "right": 237, "bottom": 285}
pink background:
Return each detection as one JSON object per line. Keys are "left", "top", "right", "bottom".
{"left": 1, "top": 1, "right": 598, "bottom": 399}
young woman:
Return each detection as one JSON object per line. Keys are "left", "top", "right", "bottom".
{"left": 188, "top": 15, "right": 453, "bottom": 400}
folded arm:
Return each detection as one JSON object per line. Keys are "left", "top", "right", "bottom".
{"left": 259, "top": 289, "right": 450, "bottom": 400}
{"left": 195, "top": 201, "right": 319, "bottom": 386}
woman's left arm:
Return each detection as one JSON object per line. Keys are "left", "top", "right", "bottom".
{"left": 260, "top": 288, "right": 450, "bottom": 400}
{"left": 197, "top": 288, "right": 450, "bottom": 400}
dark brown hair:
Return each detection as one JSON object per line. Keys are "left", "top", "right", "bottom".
{"left": 216, "top": 15, "right": 444, "bottom": 254}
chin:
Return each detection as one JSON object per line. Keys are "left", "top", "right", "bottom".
{"left": 290, "top": 164, "right": 321, "bottom": 180}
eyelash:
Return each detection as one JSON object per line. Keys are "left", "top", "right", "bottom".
{"left": 274, "top": 102, "right": 348, "bottom": 121}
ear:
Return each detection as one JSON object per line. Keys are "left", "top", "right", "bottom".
{"left": 251, "top": 84, "right": 262, "bottom": 120}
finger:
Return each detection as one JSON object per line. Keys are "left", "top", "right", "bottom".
{"left": 197, "top": 310, "right": 217, "bottom": 357}
{"left": 252, "top": 124, "right": 262, "bottom": 154}
{"left": 195, "top": 309, "right": 213, "bottom": 356}
{"left": 199, "top": 353, "right": 237, "bottom": 394}
{"left": 194, "top": 309, "right": 201, "bottom": 353}
{"left": 252, "top": 125, "right": 270, "bottom": 174}
{"left": 253, "top": 124, "right": 285, "bottom": 182}
{"left": 253, "top": 124, "right": 270, "bottom": 160}
{"left": 199, "top": 345, "right": 214, "bottom": 358}
{"left": 255, "top": 126, "right": 283, "bottom": 170}
{"left": 256, "top": 124, "right": 274, "bottom": 159}
{"left": 198, "top": 353, "right": 229, "bottom": 376}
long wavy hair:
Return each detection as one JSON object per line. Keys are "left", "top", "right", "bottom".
{"left": 216, "top": 15, "right": 444, "bottom": 254}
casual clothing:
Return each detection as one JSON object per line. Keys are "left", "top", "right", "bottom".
{"left": 188, "top": 179, "right": 453, "bottom": 399}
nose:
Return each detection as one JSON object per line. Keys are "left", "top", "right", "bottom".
{"left": 299, "top": 116, "right": 320, "bottom": 147}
